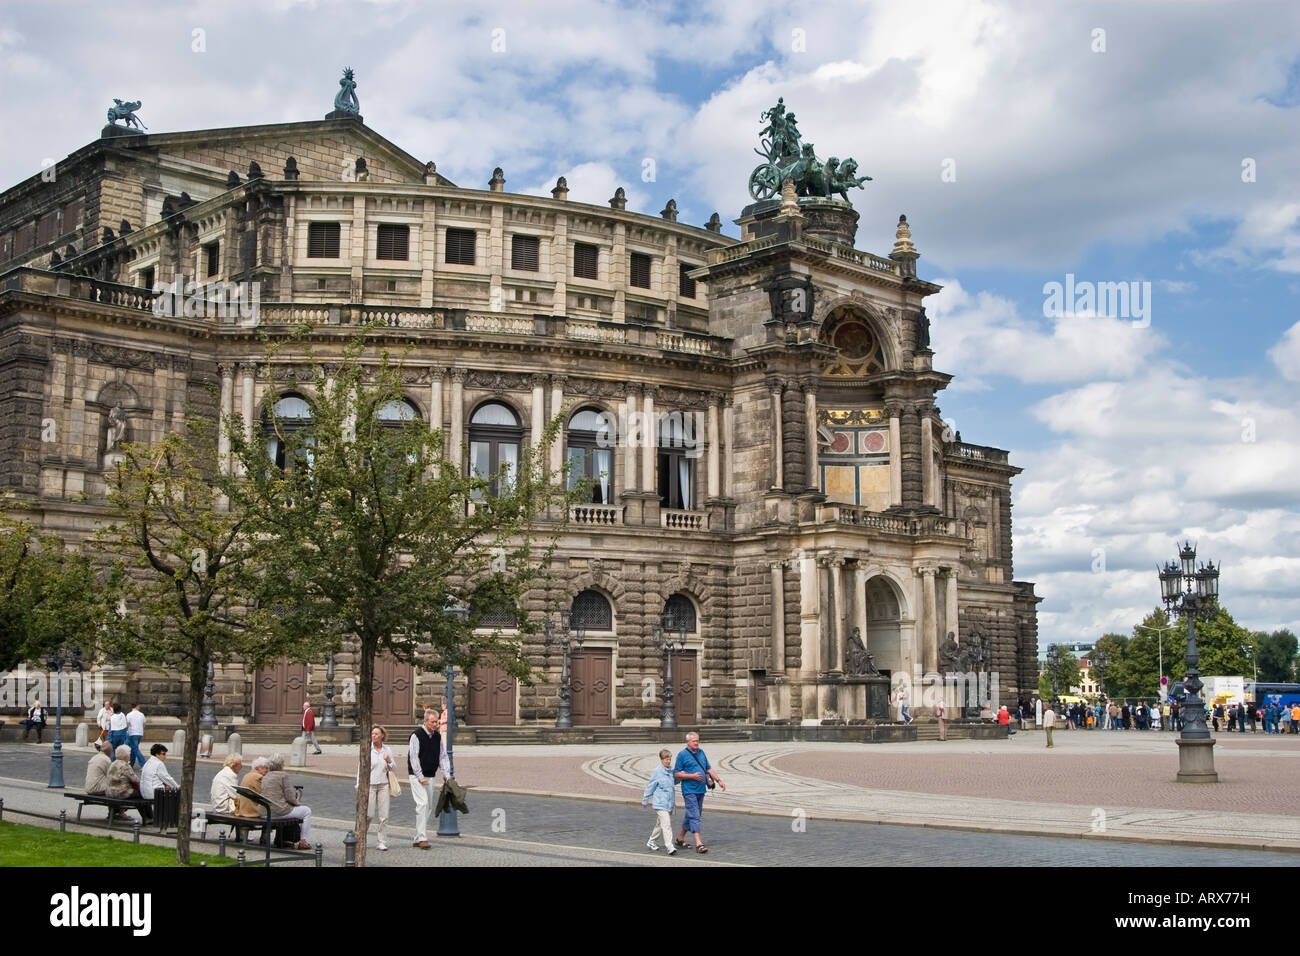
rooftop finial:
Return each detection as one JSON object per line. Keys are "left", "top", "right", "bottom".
{"left": 489, "top": 167, "right": 506, "bottom": 191}
{"left": 552, "top": 177, "right": 569, "bottom": 200}
{"left": 609, "top": 186, "right": 626, "bottom": 210}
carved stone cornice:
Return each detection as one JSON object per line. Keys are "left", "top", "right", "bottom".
{"left": 468, "top": 370, "right": 529, "bottom": 391}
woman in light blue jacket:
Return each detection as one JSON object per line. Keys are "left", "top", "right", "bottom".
{"left": 641, "top": 749, "right": 678, "bottom": 855}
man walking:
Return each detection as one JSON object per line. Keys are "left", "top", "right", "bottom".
{"left": 935, "top": 696, "right": 947, "bottom": 741}
{"left": 301, "top": 701, "right": 323, "bottom": 755}
{"left": 407, "top": 707, "right": 450, "bottom": 849}
{"left": 1043, "top": 703, "right": 1056, "bottom": 749}
{"left": 125, "top": 703, "right": 146, "bottom": 769}
{"left": 673, "top": 732, "right": 725, "bottom": 853}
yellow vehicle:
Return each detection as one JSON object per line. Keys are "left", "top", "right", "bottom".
{"left": 1058, "top": 695, "right": 1087, "bottom": 704}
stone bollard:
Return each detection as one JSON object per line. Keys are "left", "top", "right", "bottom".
{"left": 172, "top": 729, "right": 186, "bottom": 755}
{"left": 343, "top": 830, "right": 357, "bottom": 867}
{"left": 226, "top": 732, "right": 242, "bottom": 757}
{"left": 75, "top": 723, "right": 88, "bottom": 747}
{"left": 289, "top": 735, "right": 307, "bottom": 767}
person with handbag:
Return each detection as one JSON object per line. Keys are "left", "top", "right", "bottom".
{"left": 356, "top": 725, "right": 396, "bottom": 851}
{"left": 671, "top": 731, "right": 725, "bottom": 854}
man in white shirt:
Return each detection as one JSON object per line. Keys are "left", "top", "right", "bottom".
{"left": 125, "top": 704, "right": 146, "bottom": 768}
{"left": 407, "top": 708, "right": 450, "bottom": 848}
{"left": 1043, "top": 705, "right": 1057, "bottom": 749}
{"left": 95, "top": 701, "right": 111, "bottom": 744}
{"left": 140, "top": 743, "right": 179, "bottom": 800}
{"left": 209, "top": 753, "right": 243, "bottom": 813}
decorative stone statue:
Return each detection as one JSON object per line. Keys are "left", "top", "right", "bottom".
{"left": 333, "top": 67, "right": 360, "bottom": 115}
{"left": 749, "top": 98, "right": 870, "bottom": 202}
{"left": 106, "top": 99, "right": 146, "bottom": 130}
{"left": 845, "top": 627, "right": 879, "bottom": 677}
{"left": 914, "top": 307, "right": 931, "bottom": 351}
{"left": 939, "top": 631, "right": 961, "bottom": 671}
{"left": 106, "top": 404, "right": 127, "bottom": 450}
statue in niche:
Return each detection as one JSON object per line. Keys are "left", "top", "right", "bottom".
{"left": 845, "top": 626, "right": 879, "bottom": 677}
{"left": 105, "top": 403, "right": 127, "bottom": 450}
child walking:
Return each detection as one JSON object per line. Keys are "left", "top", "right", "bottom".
{"left": 641, "top": 748, "right": 678, "bottom": 855}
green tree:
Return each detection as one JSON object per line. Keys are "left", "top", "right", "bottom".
{"left": 0, "top": 510, "right": 119, "bottom": 672}
{"left": 1088, "top": 633, "right": 1127, "bottom": 697}
{"left": 230, "top": 338, "right": 583, "bottom": 865}
{"left": 98, "top": 417, "right": 306, "bottom": 865}
{"left": 1255, "top": 629, "right": 1297, "bottom": 682}
{"left": 1041, "top": 644, "right": 1081, "bottom": 699}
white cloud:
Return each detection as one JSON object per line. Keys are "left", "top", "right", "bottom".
{"left": 1269, "top": 321, "right": 1300, "bottom": 381}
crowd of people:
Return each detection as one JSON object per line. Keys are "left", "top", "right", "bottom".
{"left": 1011, "top": 696, "right": 1300, "bottom": 734}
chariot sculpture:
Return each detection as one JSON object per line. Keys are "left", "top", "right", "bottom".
{"left": 748, "top": 97, "right": 870, "bottom": 202}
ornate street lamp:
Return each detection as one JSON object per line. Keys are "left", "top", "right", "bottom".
{"left": 438, "top": 603, "right": 468, "bottom": 837}
{"left": 320, "top": 651, "right": 338, "bottom": 727}
{"left": 45, "top": 646, "right": 83, "bottom": 789}
{"left": 1160, "top": 541, "right": 1221, "bottom": 783}
{"left": 199, "top": 660, "right": 217, "bottom": 730}
{"left": 654, "top": 617, "right": 688, "bottom": 730}
{"left": 546, "top": 610, "right": 586, "bottom": 730}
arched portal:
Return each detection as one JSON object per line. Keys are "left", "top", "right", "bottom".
{"left": 864, "top": 575, "right": 905, "bottom": 675}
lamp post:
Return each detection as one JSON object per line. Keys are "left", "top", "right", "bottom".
{"left": 199, "top": 660, "right": 217, "bottom": 730}
{"left": 546, "top": 611, "right": 585, "bottom": 729}
{"left": 45, "top": 646, "right": 83, "bottom": 789}
{"left": 1159, "top": 541, "right": 1221, "bottom": 783}
{"left": 438, "top": 603, "right": 468, "bottom": 837}
{"left": 654, "top": 618, "right": 688, "bottom": 730}
{"left": 1134, "top": 624, "right": 1177, "bottom": 699}
{"left": 321, "top": 651, "right": 338, "bottom": 727}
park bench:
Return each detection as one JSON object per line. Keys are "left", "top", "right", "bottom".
{"left": 64, "top": 788, "right": 181, "bottom": 832}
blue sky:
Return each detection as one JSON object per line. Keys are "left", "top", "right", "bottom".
{"left": 2, "top": 0, "right": 1297, "bottom": 647}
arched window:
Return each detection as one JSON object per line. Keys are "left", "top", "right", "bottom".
{"left": 377, "top": 398, "right": 419, "bottom": 424}
{"left": 567, "top": 407, "right": 614, "bottom": 504}
{"left": 570, "top": 589, "right": 613, "bottom": 631}
{"left": 469, "top": 401, "right": 521, "bottom": 496}
{"left": 662, "top": 594, "right": 697, "bottom": 634}
{"left": 264, "top": 394, "right": 313, "bottom": 470}
{"left": 657, "top": 412, "right": 696, "bottom": 510}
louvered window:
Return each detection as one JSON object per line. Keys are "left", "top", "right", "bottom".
{"left": 630, "top": 252, "right": 651, "bottom": 289}
{"left": 204, "top": 241, "right": 220, "bottom": 277}
{"left": 307, "top": 222, "right": 340, "bottom": 258}
{"left": 445, "top": 227, "right": 476, "bottom": 265}
{"left": 573, "top": 242, "right": 599, "bottom": 279}
{"left": 511, "top": 234, "right": 540, "bottom": 272}
{"left": 678, "top": 263, "right": 696, "bottom": 299}
{"left": 376, "top": 224, "right": 409, "bottom": 260}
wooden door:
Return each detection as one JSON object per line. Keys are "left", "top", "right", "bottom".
{"left": 372, "top": 656, "right": 415, "bottom": 725}
{"left": 670, "top": 650, "right": 698, "bottom": 724}
{"left": 467, "top": 664, "right": 517, "bottom": 725}
{"left": 570, "top": 649, "right": 613, "bottom": 726}
{"left": 751, "top": 669, "right": 768, "bottom": 723}
{"left": 255, "top": 660, "right": 307, "bottom": 723}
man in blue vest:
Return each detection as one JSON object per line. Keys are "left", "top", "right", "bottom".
{"left": 407, "top": 707, "right": 450, "bottom": 849}
{"left": 672, "top": 731, "right": 725, "bottom": 853}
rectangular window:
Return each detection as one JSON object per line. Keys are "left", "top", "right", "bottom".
{"left": 204, "top": 241, "right": 220, "bottom": 277}
{"left": 36, "top": 211, "right": 57, "bottom": 246}
{"left": 307, "top": 222, "right": 341, "bottom": 258}
{"left": 678, "top": 263, "right": 696, "bottom": 299}
{"left": 376, "top": 223, "right": 409, "bottom": 261}
{"left": 14, "top": 222, "right": 35, "bottom": 255}
{"left": 62, "top": 199, "right": 82, "bottom": 234}
{"left": 511, "top": 234, "right": 540, "bottom": 272}
{"left": 573, "top": 242, "right": 599, "bottom": 280}
{"left": 141, "top": 267, "right": 155, "bottom": 290}
{"left": 445, "top": 227, "right": 476, "bottom": 265}
{"left": 630, "top": 252, "right": 651, "bottom": 289}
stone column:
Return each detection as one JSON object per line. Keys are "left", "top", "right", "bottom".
{"left": 770, "top": 562, "right": 786, "bottom": 675}
{"left": 621, "top": 384, "right": 639, "bottom": 498}
{"left": 235, "top": 362, "right": 254, "bottom": 475}
{"left": 769, "top": 380, "right": 784, "bottom": 490}
{"left": 722, "top": 395, "right": 735, "bottom": 499}
{"left": 641, "top": 385, "right": 656, "bottom": 494}
{"left": 217, "top": 363, "right": 233, "bottom": 474}
{"left": 799, "top": 550, "right": 820, "bottom": 678}
{"left": 945, "top": 569, "right": 959, "bottom": 649}
{"left": 449, "top": 368, "right": 465, "bottom": 470}
{"left": 549, "top": 375, "right": 566, "bottom": 474}
{"left": 530, "top": 374, "right": 546, "bottom": 450}
{"left": 430, "top": 367, "right": 446, "bottom": 447}
{"left": 706, "top": 395, "right": 720, "bottom": 500}
{"left": 830, "top": 558, "right": 847, "bottom": 672}
{"left": 853, "top": 563, "right": 869, "bottom": 648}
{"left": 887, "top": 401, "right": 902, "bottom": 507}
{"left": 921, "top": 408, "right": 935, "bottom": 507}
{"left": 920, "top": 567, "right": 939, "bottom": 673}
{"left": 803, "top": 381, "right": 818, "bottom": 491}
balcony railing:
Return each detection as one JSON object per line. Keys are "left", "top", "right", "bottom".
{"left": 950, "top": 442, "right": 1010, "bottom": 464}
{"left": 569, "top": 504, "right": 623, "bottom": 526}
{"left": 465, "top": 312, "right": 534, "bottom": 335}
{"left": 661, "top": 509, "right": 709, "bottom": 531}
{"left": 818, "top": 504, "right": 957, "bottom": 536}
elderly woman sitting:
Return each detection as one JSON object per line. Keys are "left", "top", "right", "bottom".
{"left": 105, "top": 744, "right": 151, "bottom": 823}
{"left": 210, "top": 753, "right": 243, "bottom": 814}
{"left": 261, "top": 753, "right": 313, "bottom": 850}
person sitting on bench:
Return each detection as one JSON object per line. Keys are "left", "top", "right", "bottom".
{"left": 84, "top": 739, "right": 114, "bottom": 795}
{"left": 105, "top": 744, "right": 150, "bottom": 822}
{"left": 210, "top": 753, "right": 243, "bottom": 814}
{"left": 140, "top": 743, "right": 179, "bottom": 801}
{"left": 22, "top": 700, "right": 46, "bottom": 742}
{"left": 261, "top": 753, "right": 313, "bottom": 850}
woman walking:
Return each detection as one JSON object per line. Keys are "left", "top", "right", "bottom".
{"left": 357, "top": 725, "right": 396, "bottom": 851}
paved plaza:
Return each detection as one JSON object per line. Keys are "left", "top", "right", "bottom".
{"left": 3, "top": 727, "right": 1298, "bottom": 865}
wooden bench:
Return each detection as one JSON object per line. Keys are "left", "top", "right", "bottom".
{"left": 229, "top": 786, "right": 305, "bottom": 863}
{"left": 65, "top": 791, "right": 151, "bottom": 828}
{"left": 202, "top": 810, "right": 301, "bottom": 847}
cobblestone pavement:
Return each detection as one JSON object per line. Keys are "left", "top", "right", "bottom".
{"left": 2, "top": 746, "right": 1296, "bottom": 867}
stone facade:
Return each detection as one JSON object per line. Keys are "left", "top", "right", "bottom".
{"left": 0, "top": 114, "right": 1038, "bottom": 726}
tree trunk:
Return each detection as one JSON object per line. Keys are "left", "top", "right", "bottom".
{"left": 354, "top": 635, "right": 376, "bottom": 866}
{"left": 177, "top": 652, "right": 204, "bottom": 865}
